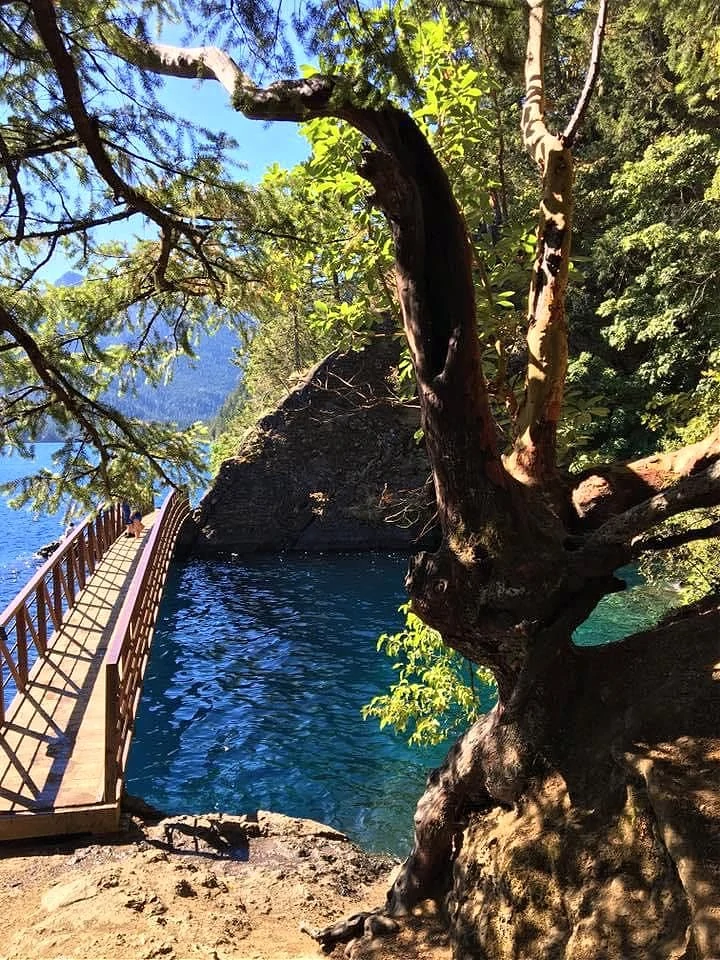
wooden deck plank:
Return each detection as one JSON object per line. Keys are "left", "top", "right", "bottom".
{"left": 0, "top": 513, "right": 158, "bottom": 838}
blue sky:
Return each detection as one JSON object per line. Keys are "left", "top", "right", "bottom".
{"left": 50, "top": 52, "right": 312, "bottom": 282}
{"left": 159, "top": 72, "right": 311, "bottom": 183}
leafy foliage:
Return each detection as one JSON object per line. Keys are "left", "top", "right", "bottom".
{"left": 212, "top": 3, "right": 543, "bottom": 469}
{"left": 0, "top": 0, "right": 304, "bottom": 509}
{"left": 566, "top": 2, "right": 720, "bottom": 462}
{"left": 362, "top": 604, "right": 497, "bottom": 746}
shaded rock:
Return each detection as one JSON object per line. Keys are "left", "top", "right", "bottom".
{"left": 35, "top": 539, "right": 61, "bottom": 559}
{"left": 173, "top": 879, "right": 196, "bottom": 898}
{"left": 185, "top": 330, "right": 435, "bottom": 556}
{"left": 448, "top": 757, "right": 720, "bottom": 960}
{"left": 122, "top": 792, "right": 167, "bottom": 822}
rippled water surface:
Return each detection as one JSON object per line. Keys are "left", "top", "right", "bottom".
{"left": 126, "top": 554, "right": 450, "bottom": 853}
{"left": 126, "top": 553, "right": 674, "bottom": 854}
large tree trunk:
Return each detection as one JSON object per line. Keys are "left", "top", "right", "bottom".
{"left": 315, "top": 598, "right": 720, "bottom": 958}
{"left": 444, "top": 599, "right": 720, "bottom": 959}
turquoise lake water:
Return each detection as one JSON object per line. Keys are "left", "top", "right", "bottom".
{"left": 0, "top": 445, "right": 675, "bottom": 853}
{"left": 0, "top": 444, "right": 70, "bottom": 611}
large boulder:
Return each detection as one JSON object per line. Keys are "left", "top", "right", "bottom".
{"left": 187, "top": 330, "right": 436, "bottom": 555}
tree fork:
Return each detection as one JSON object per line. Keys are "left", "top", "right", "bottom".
{"left": 507, "top": 0, "right": 608, "bottom": 486}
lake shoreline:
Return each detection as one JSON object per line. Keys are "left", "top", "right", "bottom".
{"left": 0, "top": 807, "right": 451, "bottom": 960}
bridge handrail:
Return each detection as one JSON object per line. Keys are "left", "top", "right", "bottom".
{"left": 104, "top": 488, "right": 190, "bottom": 803}
{"left": 0, "top": 503, "right": 123, "bottom": 722}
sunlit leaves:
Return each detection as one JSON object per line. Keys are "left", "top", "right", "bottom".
{"left": 362, "top": 603, "right": 497, "bottom": 746}
{"left": 591, "top": 132, "right": 720, "bottom": 447}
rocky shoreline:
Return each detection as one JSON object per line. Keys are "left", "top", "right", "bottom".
{"left": 0, "top": 808, "right": 450, "bottom": 960}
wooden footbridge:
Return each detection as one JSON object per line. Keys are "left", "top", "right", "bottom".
{"left": 0, "top": 490, "right": 190, "bottom": 841}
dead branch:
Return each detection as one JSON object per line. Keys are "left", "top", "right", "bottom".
{"left": 562, "top": 0, "right": 610, "bottom": 148}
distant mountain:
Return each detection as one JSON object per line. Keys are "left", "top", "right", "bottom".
{"left": 50, "top": 272, "right": 243, "bottom": 427}
{"left": 108, "top": 326, "right": 242, "bottom": 427}
{"left": 55, "top": 270, "right": 84, "bottom": 287}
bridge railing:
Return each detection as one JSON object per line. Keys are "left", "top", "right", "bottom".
{"left": 0, "top": 504, "right": 123, "bottom": 722}
{"left": 103, "top": 488, "right": 190, "bottom": 804}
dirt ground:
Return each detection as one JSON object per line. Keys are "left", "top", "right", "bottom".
{"left": 0, "top": 810, "right": 451, "bottom": 960}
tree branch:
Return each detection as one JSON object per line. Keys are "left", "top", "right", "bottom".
{"left": 0, "top": 131, "right": 27, "bottom": 240}
{"left": 1, "top": 207, "right": 136, "bottom": 243}
{"left": 104, "top": 24, "right": 519, "bottom": 539}
{"left": 572, "top": 423, "right": 720, "bottom": 527}
{"left": 3, "top": 131, "right": 79, "bottom": 162}
{"left": 579, "top": 460, "right": 720, "bottom": 570}
{"left": 505, "top": 0, "right": 572, "bottom": 485}
{"left": 521, "top": 0, "right": 553, "bottom": 168}
{"left": 29, "top": 0, "right": 202, "bottom": 240}
{"left": 634, "top": 520, "right": 720, "bottom": 554}
{"left": 562, "top": 0, "right": 609, "bottom": 148}
{"left": 508, "top": 0, "right": 609, "bottom": 486}
{"left": 98, "top": 27, "right": 245, "bottom": 98}
{"left": 0, "top": 305, "right": 111, "bottom": 486}
{"left": 0, "top": 305, "right": 178, "bottom": 489}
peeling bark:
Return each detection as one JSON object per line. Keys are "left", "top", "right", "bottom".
{"left": 572, "top": 422, "right": 720, "bottom": 527}
{"left": 506, "top": 0, "right": 572, "bottom": 485}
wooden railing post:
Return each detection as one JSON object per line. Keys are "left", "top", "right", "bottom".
{"left": 52, "top": 565, "right": 63, "bottom": 626}
{"left": 77, "top": 535, "right": 87, "bottom": 591}
{"left": 87, "top": 523, "right": 97, "bottom": 573}
{"left": 35, "top": 585, "right": 47, "bottom": 654}
{"left": 16, "top": 607, "right": 28, "bottom": 692}
{"left": 105, "top": 662, "right": 120, "bottom": 803}
{"left": 0, "top": 634, "right": 5, "bottom": 722}
{"left": 65, "top": 552, "right": 75, "bottom": 607}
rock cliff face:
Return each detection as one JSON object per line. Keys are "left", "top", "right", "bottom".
{"left": 188, "top": 331, "right": 436, "bottom": 556}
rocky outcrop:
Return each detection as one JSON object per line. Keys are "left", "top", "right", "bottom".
{"left": 448, "top": 738, "right": 720, "bottom": 959}
{"left": 0, "top": 809, "right": 439, "bottom": 960}
{"left": 188, "top": 330, "right": 436, "bottom": 555}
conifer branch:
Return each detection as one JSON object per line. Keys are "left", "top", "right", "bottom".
{"left": 0, "top": 305, "right": 178, "bottom": 489}
{"left": 28, "top": 0, "right": 207, "bottom": 286}
{"left": 0, "top": 131, "right": 27, "bottom": 240}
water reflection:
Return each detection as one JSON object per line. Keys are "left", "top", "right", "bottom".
{"left": 126, "top": 554, "right": 448, "bottom": 854}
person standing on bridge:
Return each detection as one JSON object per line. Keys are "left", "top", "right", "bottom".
{"left": 122, "top": 500, "right": 133, "bottom": 538}
{"left": 130, "top": 508, "right": 145, "bottom": 538}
